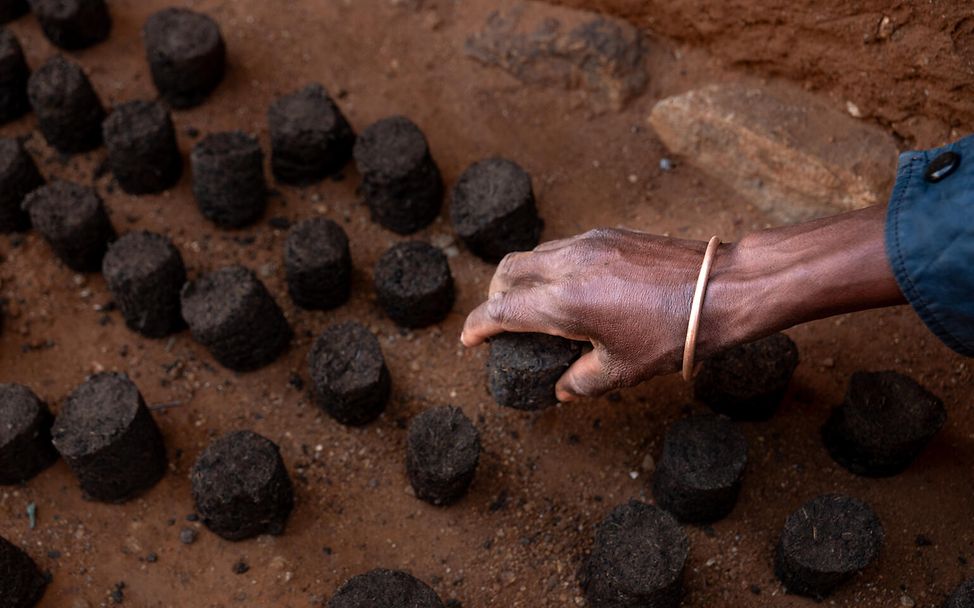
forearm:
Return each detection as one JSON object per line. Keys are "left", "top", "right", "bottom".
{"left": 700, "top": 204, "right": 905, "bottom": 357}
{"left": 462, "top": 204, "right": 909, "bottom": 399}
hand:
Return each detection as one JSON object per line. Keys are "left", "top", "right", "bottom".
{"left": 460, "top": 206, "right": 905, "bottom": 403}
{"left": 460, "top": 228, "right": 743, "bottom": 401}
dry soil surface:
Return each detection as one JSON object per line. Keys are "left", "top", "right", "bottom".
{"left": 0, "top": 1, "right": 971, "bottom": 607}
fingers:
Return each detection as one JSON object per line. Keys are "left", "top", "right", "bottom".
{"left": 532, "top": 236, "right": 576, "bottom": 253}
{"left": 488, "top": 252, "right": 523, "bottom": 296}
{"left": 461, "top": 289, "right": 550, "bottom": 347}
{"left": 555, "top": 350, "right": 616, "bottom": 402}
{"left": 488, "top": 249, "right": 553, "bottom": 296}
{"left": 488, "top": 237, "right": 578, "bottom": 296}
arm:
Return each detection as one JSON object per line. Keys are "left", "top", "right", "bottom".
{"left": 461, "top": 204, "right": 904, "bottom": 402}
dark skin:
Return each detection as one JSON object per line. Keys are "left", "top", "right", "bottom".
{"left": 461, "top": 204, "right": 906, "bottom": 402}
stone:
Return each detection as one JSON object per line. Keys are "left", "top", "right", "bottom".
{"left": 465, "top": 5, "right": 647, "bottom": 111}
{"left": 648, "top": 83, "right": 899, "bottom": 222}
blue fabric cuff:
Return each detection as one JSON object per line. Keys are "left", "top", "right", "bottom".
{"left": 885, "top": 135, "right": 974, "bottom": 357}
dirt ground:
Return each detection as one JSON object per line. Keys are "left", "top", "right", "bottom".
{"left": 551, "top": 0, "right": 974, "bottom": 148}
{"left": 0, "top": 1, "right": 971, "bottom": 607}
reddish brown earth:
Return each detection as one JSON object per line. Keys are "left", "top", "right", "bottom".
{"left": 554, "top": 0, "right": 974, "bottom": 148}
{"left": 0, "top": 1, "right": 971, "bottom": 607}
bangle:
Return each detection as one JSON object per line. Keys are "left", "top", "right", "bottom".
{"left": 682, "top": 236, "right": 721, "bottom": 381}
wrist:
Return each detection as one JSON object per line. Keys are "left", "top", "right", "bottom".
{"left": 694, "top": 240, "right": 775, "bottom": 360}
{"left": 695, "top": 206, "right": 905, "bottom": 360}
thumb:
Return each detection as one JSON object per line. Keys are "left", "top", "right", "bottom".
{"left": 555, "top": 350, "right": 615, "bottom": 402}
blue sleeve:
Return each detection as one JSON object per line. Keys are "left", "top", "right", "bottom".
{"left": 885, "top": 135, "right": 974, "bottom": 357}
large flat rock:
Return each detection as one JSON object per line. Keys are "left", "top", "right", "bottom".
{"left": 465, "top": 2, "right": 648, "bottom": 111}
{"left": 648, "top": 83, "right": 900, "bottom": 222}
{"left": 548, "top": 0, "right": 971, "bottom": 147}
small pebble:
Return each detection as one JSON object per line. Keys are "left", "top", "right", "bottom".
{"left": 232, "top": 560, "right": 249, "bottom": 574}
{"left": 179, "top": 527, "right": 197, "bottom": 545}
{"left": 110, "top": 582, "right": 125, "bottom": 604}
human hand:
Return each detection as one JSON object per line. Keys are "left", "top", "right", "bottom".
{"left": 460, "top": 228, "right": 744, "bottom": 402}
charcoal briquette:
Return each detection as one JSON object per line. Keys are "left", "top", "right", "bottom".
{"left": 487, "top": 332, "right": 583, "bottom": 410}
{"left": 652, "top": 414, "right": 747, "bottom": 523}
{"left": 191, "top": 430, "right": 294, "bottom": 541}
{"left": 143, "top": 8, "right": 225, "bottom": 109}
{"left": 28, "top": 0, "right": 110, "bottom": 50}
{"left": 23, "top": 180, "right": 115, "bottom": 272}
{"left": 51, "top": 372, "right": 167, "bottom": 502}
{"left": 353, "top": 115, "right": 442, "bottom": 234}
{"left": 0, "top": 27, "right": 30, "bottom": 123}
{"left": 180, "top": 265, "right": 292, "bottom": 371}
{"left": 821, "top": 370, "right": 946, "bottom": 477}
{"left": 450, "top": 157, "right": 542, "bottom": 262}
{"left": 102, "top": 100, "right": 181, "bottom": 194}
{"left": 284, "top": 217, "right": 351, "bottom": 310}
{"left": 102, "top": 230, "right": 186, "bottom": 338}
{"left": 0, "top": 137, "right": 43, "bottom": 232}
{"left": 373, "top": 240, "right": 454, "bottom": 328}
{"left": 328, "top": 569, "right": 445, "bottom": 608}
{"left": 268, "top": 83, "right": 354, "bottom": 185}
{"left": 190, "top": 131, "right": 267, "bottom": 228}
{"left": 308, "top": 321, "right": 390, "bottom": 426}
{"left": 945, "top": 578, "right": 974, "bottom": 608}
{"left": 27, "top": 55, "right": 105, "bottom": 153}
{"left": 0, "top": 383, "right": 57, "bottom": 484}
{"left": 406, "top": 406, "right": 480, "bottom": 505}
{"left": 0, "top": 1, "right": 28, "bottom": 23}
{"left": 774, "top": 494, "right": 884, "bottom": 599}
{"left": 580, "top": 500, "right": 689, "bottom": 608}
{"left": 0, "top": 535, "right": 47, "bottom": 607}
{"left": 693, "top": 332, "right": 799, "bottom": 420}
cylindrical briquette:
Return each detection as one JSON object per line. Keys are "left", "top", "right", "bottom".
{"left": 51, "top": 372, "right": 167, "bottom": 502}
{"left": 0, "top": 27, "right": 30, "bottom": 124}
{"left": 23, "top": 180, "right": 116, "bottom": 272}
{"left": 0, "top": 1, "right": 28, "bottom": 23}
{"left": 143, "top": 8, "right": 225, "bottom": 109}
{"left": 27, "top": 55, "right": 105, "bottom": 153}
{"left": 652, "top": 414, "right": 747, "bottom": 523}
{"left": 945, "top": 578, "right": 974, "bottom": 608}
{"left": 0, "top": 137, "right": 43, "bottom": 232}
{"left": 353, "top": 115, "right": 442, "bottom": 234}
{"left": 774, "top": 494, "right": 884, "bottom": 599}
{"left": 580, "top": 500, "right": 689, "bottom": 608}
{"left": 0, "top": 535, "right": 47, "bottom": 607}
{"left": 268, "top": 83, "right": 354, "bottom": 185}
{"left": 487, "top": 332, "right": 583, "bottom": 410}
{"left": 102, "top": 231, "right": 187, "bottom": 338}
{"left": 450, "top": 157, "right": 543, "bottom": 262}
{"left": 693, "top": 332, "right": 799, "bottom": 421}
{"left": 191, "top": 430, "right": 294, "bottom": 541}
{"left": 191, "top": 131, "right": 267, "bottom": 228}
{"left": 328, "top": 569, "right": 445, "bottom": 608}
{"left": 103, "top": 100, "right": 182, "bottom": 195}
{"left": 373, "top": 241, "right": 454, "bottom": 328}
{"left": 308, "top": 321, "right": 390, "bottom": 426}
{"left": 821, "top": 370, "right": 946, "bottom": 477}
{"left": 0, "top": 383, "right": 57, "bottom": 485}
{"left": 28, "top": 0, "right": 110, "bottom": 50}
{"left": 284, "top": 217, "right": 351, "bottom": 310}
{"left": 181, "top": 265, "right": 292, "bottom": 372}
{"left": 406, "top": 406, "right": 480, "bottom": 505}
